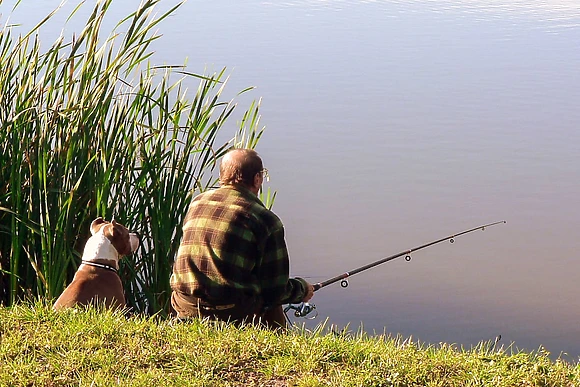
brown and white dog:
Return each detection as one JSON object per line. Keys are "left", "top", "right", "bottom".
{"left": 53, "top": 217, "right": 139, "bottom": 310}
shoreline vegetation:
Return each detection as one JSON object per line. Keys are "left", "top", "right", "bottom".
{"left": 1, "top": 0, "right": 266, "bottom": 313}
{"left": 1, "top": 303, "right": 578, "bottom": 386}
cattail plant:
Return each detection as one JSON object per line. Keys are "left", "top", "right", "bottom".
{"left": 0, "top": 0, "right": 266, "bottom": 315}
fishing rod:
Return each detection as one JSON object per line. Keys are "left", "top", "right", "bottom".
{"left": 285, "top": 220, "right": 506, "bottom": 318}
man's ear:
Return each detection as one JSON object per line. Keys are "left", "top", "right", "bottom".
{"left": 254, "top": 171, "right": 265, "bottom": 191}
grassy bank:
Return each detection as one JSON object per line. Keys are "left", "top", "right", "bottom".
{"left": 0, "top": 304, "right": 578, "bottom": 386}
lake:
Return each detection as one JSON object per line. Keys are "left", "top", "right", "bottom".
{"left": 3, "top": 0, "right": 580, "bottom": 360}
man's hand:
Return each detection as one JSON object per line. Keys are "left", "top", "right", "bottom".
{"left": 302, "top": 282, "right": 314, "bottom": 302}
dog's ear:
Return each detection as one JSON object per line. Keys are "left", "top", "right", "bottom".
{"left": 90, "top": 217, "right": 107, "bottom": 235}
{"left": 129, "top": 233, "right": 140, "bottom": 253}
{"left": 105, "top": 221, "right": 134, "bottom": 256}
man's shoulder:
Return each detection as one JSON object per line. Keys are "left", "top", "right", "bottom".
{"left": 193, "top": 187, "right": 225, "bottom": 201}
{"left": 248, "top": 199, "right": 283, "bottom": 231}
{"left": 190, "top": 187, "right": 239, "bottom": 207}
{"left": 191, "top": 187, "right": 283, "bottom": 228}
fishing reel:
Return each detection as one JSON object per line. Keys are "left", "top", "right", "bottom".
{"left": 284, "top": 302, "right": 318, "bottom": 319}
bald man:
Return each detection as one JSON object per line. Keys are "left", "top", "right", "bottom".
{"left": 170, "top": 148, "right": 314, "bottom": 329}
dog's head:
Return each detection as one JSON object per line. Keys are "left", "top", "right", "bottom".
{"left": 90, "top": 217, "right": 139, "bottom": 256}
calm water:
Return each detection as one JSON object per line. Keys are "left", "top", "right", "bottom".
{"left": 4, "top": 0, "right": 580, "bottom": 359}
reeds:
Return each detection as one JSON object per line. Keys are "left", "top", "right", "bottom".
{"left": 0, "top": 0, "right": 265, "bottom": 314}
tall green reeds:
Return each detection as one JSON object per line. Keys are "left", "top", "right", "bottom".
{"left": 0, "top": 0, "right": 266, "bottom": 314}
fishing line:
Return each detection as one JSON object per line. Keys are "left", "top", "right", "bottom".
{"left": 286, "top": 220, "right": 506, "bottom": 319}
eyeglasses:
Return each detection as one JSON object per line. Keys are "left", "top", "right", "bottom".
{"left": 260, "top": 168, "right": 270, "bottom": 182}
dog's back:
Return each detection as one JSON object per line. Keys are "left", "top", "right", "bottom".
{"left": 53, "top": 260, "right": 126, "bottom": 310}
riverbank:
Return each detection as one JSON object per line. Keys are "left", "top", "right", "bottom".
{"left": 1, "top": 303, "right": 577, "bottom": 386}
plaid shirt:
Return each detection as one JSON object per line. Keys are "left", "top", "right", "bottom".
{"left": 170, "top": 185, "right": 307, "bottom": 307}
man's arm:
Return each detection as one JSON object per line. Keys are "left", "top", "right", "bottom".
{"left": 257, "top": 225, "right": 313, "bottom": 305}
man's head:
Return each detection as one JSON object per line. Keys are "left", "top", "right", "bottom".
{"left": 219, "top": 148, "right": 265, "bottom": 194}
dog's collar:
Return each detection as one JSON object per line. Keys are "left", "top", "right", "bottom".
{"left": 81, "top": 260, "right": 118, "bottom": 274}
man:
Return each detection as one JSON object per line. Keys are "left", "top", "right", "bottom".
{"left": 170, "top": 148, "right": 314, "bottom": 328}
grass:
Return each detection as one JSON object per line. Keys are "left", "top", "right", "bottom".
{"left": 0, "top": 303, "right": 578, "bottom": 386}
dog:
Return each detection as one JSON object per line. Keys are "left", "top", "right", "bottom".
{"left": 53, "top": 217, "right": 139, "bottom": 310}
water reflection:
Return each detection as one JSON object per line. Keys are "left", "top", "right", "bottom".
{"left": 263, "top": 0, "right": 580, "bottom": 30}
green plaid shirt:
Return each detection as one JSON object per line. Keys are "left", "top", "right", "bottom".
{"left": 170, "top": 185, "right": 308, "bottom": 307}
